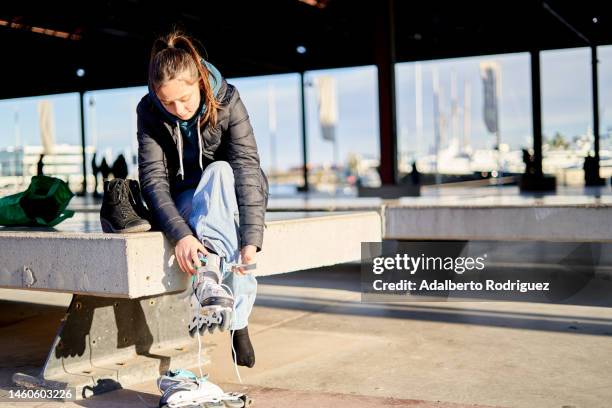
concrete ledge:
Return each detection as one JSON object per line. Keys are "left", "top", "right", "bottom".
{"left": 385, "top": 205, "right": 612, "bottom": 242}
{"left": 256, "top": 211, "right": 381, "bottom": 277}
{"left": 0, "top": 211, "right": 382, "bottom": 298}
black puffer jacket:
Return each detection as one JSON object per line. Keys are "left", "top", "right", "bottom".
{"left": 136, "top": 78, "right": 268, "bottom": 251}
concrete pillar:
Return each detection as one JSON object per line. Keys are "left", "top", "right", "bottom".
{"left": 79, "top": 91, "right": 87, "bottom": 196}
{"left": 375, "top": 0, "right": 398, "bottom": 185}
{"left": 530, "top": 50, "right": 543, "bottom": 177}
{"left": 591, "top": 45, "right": 602, "bottom": 178}
{"left": 299, "top": 71, "right": 310, "bottom": 192}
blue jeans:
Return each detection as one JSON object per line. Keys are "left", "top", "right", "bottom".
{"left": 174, "top": 161, "right": 257, "bottom": 331}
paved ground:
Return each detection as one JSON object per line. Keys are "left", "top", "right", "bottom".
{"left": 1, "top": 262, "right": 611, "bottom": 407}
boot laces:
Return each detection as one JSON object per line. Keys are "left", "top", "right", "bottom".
{"left": 113, "top": 181, "right": 136, "bottom": 220}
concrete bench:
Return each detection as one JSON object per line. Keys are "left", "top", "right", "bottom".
{"left": 0, "top": 210, "right": 382, "bottom": 399}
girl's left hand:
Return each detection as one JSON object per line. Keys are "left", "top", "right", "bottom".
{"left": 238, "top": 245, "right": 257, "bottom": 275}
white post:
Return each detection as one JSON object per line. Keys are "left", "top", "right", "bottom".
{"left": 415, "top": 64, "right": 423, "bottom": 158}
{"left": 267, "top": 84, "right": 277, "bottom": 182}
{"left": 463, "top": 81, "right": 471, "bottom": 152}
{"left": 433, "top": 68, "right": 441, "bottom": 185}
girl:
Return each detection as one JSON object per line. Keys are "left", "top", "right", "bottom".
{"left": 136, "top": 30, "right": 268, "bottom": 368}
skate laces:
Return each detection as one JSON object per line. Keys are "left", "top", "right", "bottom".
{"left": 189, "top": 254, "right": 244, "bottom": 385}
{"left": 183, "top": 252, "right": 256, "bottom": 387}
{"left": 219, "top": 258, "right": 248, "bottom": 385}
{"left": 223, "top": 282, "right": 244, "bottom": 385}
{"left": 193, "top": 281, "right": 243, "bottom": 385}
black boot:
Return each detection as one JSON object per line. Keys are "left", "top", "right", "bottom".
{"left": 127, "top": 179, "right": 152, "bottom": 223}
{"left": 100, "top": 179, "right": 151, "bottom": 233}
{"left": 231, "top": 326, "right": 255, "bottom": 368}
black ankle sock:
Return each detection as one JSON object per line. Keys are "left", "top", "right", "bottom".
{"left": 231, "top": 326, "right": 255, "bottom": 368}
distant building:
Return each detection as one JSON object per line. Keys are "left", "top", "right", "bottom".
{"left": 0, "top": 147, "right": 25, "bottom": 177}
{"left": 0, "top": 144, "right": 96, "bottom": 193}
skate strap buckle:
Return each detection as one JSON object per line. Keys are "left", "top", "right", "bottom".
{"left": 230, "top": 263, "right": 257, "bottom": 273}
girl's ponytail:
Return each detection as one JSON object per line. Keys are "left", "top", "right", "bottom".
{"left": 148, "top": 30, "right": 219, "bottom": 128}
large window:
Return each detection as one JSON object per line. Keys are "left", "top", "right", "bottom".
{"left": 598, "top": 45, "right": 612, "bottom": 181}
{"left": 84, "top": 86, "right": 146, "bottom": 194}
{"left": 233, "top": 67, "right": 380, "bottom": 196}
{"left": 304, "top": 66, "right": 380, "bottom": 193}
{"left": 227, "top": 73, "right": 303, "bottom": 195}
{"left": 541, "top": 47, "right": 592, "bottom": 185}
{"left": 395, "top": 53, "right": 532, "bottom": 184}
{"left": 0, "top": 93, "right": 83, "bottom": 195}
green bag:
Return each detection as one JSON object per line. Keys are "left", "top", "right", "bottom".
{"left": 0, "top": 176, "right": 75, "bottom": 227}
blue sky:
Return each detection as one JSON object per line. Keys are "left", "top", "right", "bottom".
{"left": 1, "top": 45, "right": 611, "bottom": 172}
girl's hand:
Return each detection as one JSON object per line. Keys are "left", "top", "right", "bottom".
{"left": 175, "top": 235, "right": 208, "bottom": 276}
{"left": 238, "top": 245, "right": 257, "bottom": 275}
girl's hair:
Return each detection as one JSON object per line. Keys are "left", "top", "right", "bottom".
{"left": 148, "top": 30, "right": 219, "bottom": 128}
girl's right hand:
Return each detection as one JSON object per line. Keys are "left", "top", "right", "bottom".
{"left": 175, "top": 235, "right": 208, "bottom": 275}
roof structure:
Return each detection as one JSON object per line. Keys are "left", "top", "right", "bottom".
{"left": 1, "top": 1, "right": 610, "bottom": 99}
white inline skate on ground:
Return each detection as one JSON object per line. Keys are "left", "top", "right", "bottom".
{"left": 157, "top": 369, "right": 252, "bottom": 408}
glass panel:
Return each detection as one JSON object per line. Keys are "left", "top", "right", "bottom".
{"left": 304, "top": 66, "right": 380, "bottom": 195}
{"left": 227, "top": 73, "right": 303, "bottom": 196}
{"left": 598, "top": 45, "right": 612, "bottom": 182}
{"left": 396, "top": 53, "right": 532, "bottom": 185}
{"left": 541, "top": 47, "right": 592, "bottom": 186}
{"left": 84, "top": 86, "right": 146, "bottom": 194}
{"left": 0, "top": 93, "right": 82, "bottom": 195}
